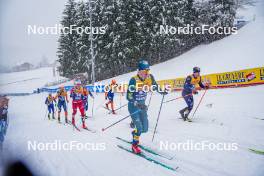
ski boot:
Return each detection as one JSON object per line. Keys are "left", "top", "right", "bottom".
{"left": 184, "top": 111, "right": 192, "bottom": 122}
{"left": 58, "top": 113, "right": 61, "bottom": 123}
{"left": 112, "top": 110, "right": 116, "bottom": 114}
{"left": 72, "top": 117, "right": 75, "bottom": 126}
{"left": 82, "top": 118, "right": 87, "bottom": 129}
{"left": 132, "top": 143, "right": 141, "bottom": 154}
{"left": 131, "top": 130, "right": 141, "bottom": 154}
{"left": 65, "top": 117, "right": 68, "bottom": 124}
{"left": 48, "top": 114, "right": 50, "bottom": 120}
{"left": 52, "top": 113, "right": 55, "bottom": 120}
{"left": 179, "top": 107, "right": 188, "bottom": 121}
{"left": 179, "top": 109, "right": 185, "bottom": 120}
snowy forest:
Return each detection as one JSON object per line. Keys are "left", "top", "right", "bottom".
{"left": 57, "top": 0, "right": 237, "bottom": 83}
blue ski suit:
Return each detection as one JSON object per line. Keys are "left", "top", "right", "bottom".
{"left": 182, "top": 74, "right": 205, "bottom": 111}
{"left": 45, "top": 96, "right": 56, "bottom": 114}
{"left": 0, "top": 106, "right": 8, "bottom": 143}
{"left": 127, "top": 74, "right": 160, "bottom": 145}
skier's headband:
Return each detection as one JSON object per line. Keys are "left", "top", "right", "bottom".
{"left": 140, "top": 69, "right": 150, "bottom": 74}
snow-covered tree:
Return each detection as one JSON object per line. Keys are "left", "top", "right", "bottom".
{"left": 57, "top": 0, "right": 79, "bottom": 77}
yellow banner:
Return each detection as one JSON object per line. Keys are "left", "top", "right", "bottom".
{"left": 157, "top": 67, "right": 264, "bottom": 90}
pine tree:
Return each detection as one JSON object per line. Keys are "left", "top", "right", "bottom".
{"left": 57, "top": 0, "right": 79, "bottom": 77}
{"left": 75, "top": 1, "right": 91, "bottom": 78}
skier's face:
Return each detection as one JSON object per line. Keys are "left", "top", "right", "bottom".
{"left": 138, "top": 69, "right": 150, "bottom": 79}
{"left": 193, "top": 72, "right": 200, "bottom": 78}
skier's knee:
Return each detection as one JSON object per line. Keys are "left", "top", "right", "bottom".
{"left": 72, "top": 109, "right": 77, "bottom": 115}
{"left": 142, "top": 127, "right": 148, "bottom": 133}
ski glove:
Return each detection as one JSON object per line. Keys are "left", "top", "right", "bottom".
{"left": 134, "top": 101, "right": 148, "bottom": 110}
{"left": 205, "top": 85, "right": 210, "bottom": 89}
{"left": 192, "top": 90, "right": 198, "bottom": 95}
{"left": 160, "top": 91, "right": 168, "bottom": 95}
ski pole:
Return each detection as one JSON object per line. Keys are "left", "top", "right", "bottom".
{"left": 147, "top": 92, "right": 153, "bottom": 109}
{"left": 152, "top": 94, "right": 166, "bottom": 142}
{"left": 92, "top": 97, "right": 95, "bottom": 117}
{"left": 108, "top": 103, "right": 128, "bottom": 114}
{"left": 191, "top": 89, "right": 207, "bottom": 119}
{"left": 119, "top": 93, "right": 122, "bottom": 108}
{"left": 163, "top": 93, "right": 192, "bottom": 104}
{"left": 102, "top": 110, "right": 141, "bottom": 132}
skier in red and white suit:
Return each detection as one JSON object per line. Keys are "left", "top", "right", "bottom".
{"left": 70, "top": 80, "right": 87, "bottom": 129}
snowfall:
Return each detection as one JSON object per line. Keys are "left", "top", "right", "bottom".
{"left": 0, "top": 1, "right": 264, "bottom": 176}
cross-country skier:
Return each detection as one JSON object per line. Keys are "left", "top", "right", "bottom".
{"left": 82, "top": 86, "right": 94, "bottom": 117}
{"left": 179, "top": 67, "right": 210, "bottom": 121}
{"left": 45, "top": 93, "right": 56, "bottom": 120}
{"left": 54, "top": 86, "right": 69, "bottom": 123}
{"left": 70, "top": 80, "right": 87, "bottom": 128}
{"left": 105, "top": 79, "right": 118, "bottom": 114}
{"left": 127, "top": 60, "right": 167, "bottom": 154}
{"left": 0, "top": 96, "right": 9, "bottom": 151}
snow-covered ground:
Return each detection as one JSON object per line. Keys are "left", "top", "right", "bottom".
{"left": 0, "top": 67, "right": 64, "bottom": 94}
{"left": 1, "top": 1, "right": 264, "bottom": 176}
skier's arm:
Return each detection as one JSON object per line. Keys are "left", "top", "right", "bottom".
{"left": 126, "top": 78, "right": 136, "bottom": 102}
{"left": 53, "top": 97, "right": 57, "bottom": 103}
{"left": 65, "top": 92, "right": 69, "bottom": 102}
{"left": 45, "top": 98, "right": 48, "bottom": 105}
{"left": 198, "top": 77, "right": 205, "bottom": 89}
{"left": 150, "top": 74, "right": 168, "bottom": 95}
{"left": 150, "top": 74, "right": 159, "bottom": 91}
{"left": 184, "top": 76, "right": 195, "bottom": 92}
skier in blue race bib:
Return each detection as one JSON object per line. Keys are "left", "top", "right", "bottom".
{"left": 54, "top": 86, "right": 69, "bottom": 123}
{"left": 127, "top": 60, "right": 167, "bottom": 154}
{"left": 0, "top": 96, "right": 9, "bottom": 152}
{"left": 179, "top": 67, "right": 210, "bottom": 121}
{"left": 105, "top": 79, "right": 118, "bottom": 114}
{"left": 45, "top": 93, "right": 56, "bottom": 120}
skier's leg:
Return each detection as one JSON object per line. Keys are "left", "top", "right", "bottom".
{"left": 72, "top": 102, "right": 77, "bottom": 125}
{"left": 47, "top": 105, "right": 52, "bottom": 119}
{"left": 110, "top": 101, "right": 116, "bottom": 114}
{"left": 180, "top": 94, "right": 193, "bottom": 120}
{"left": 140, "top": 109, "right": 149, "bottom": 134}
{"left": 63, "top": 102, "right": 68, "bottom": 123}
{"left": 51, "top": 105, "right": 55, "bottom": 119}
{"left": 185, "top": 95, "right": 194, "bottom": 118}
{"left": 105, "top": 100, "right": 110, "bottom": 109}
{"left": 57, "top": 102, "right": 62, "bottom": 122}
{"left": 128, "top": 103, "right": 143, "bottom": 145}
{"left": 0, "top": 120, "right": 4, "bottom": 148}
{"left": 78, "top": 102, "right": 86, "bottom": 128}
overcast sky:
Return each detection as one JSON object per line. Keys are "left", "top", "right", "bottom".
{"left": 0, "top": 0, "right": 68, "bottom": 67}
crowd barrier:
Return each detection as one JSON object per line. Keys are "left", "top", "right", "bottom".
{"left": 3, "top": 67, "right": 264, "bottom": 96}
